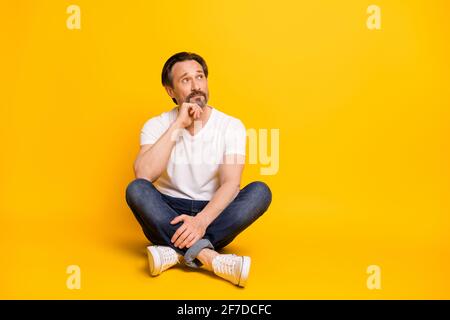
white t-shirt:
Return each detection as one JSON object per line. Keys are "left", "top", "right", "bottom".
{"left": 140, "top": 106, "right": 246, "bottom": 200}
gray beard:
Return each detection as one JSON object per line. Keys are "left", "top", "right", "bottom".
{"left": 189, "top": 95, "right": 206, "bottom": 108}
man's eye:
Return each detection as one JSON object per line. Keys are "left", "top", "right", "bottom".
{"left": 197, "top": 75, "right": 203, "bottom": 79}
{"left": 182, "top": 78, "right": 188, "bottom": 83}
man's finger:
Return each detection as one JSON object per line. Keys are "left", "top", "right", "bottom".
{"left": 186, "top": 235, "right": 200, "bottom": 249}
{"left": 172, "top": 227, "right": 187, "bottom": 245}
{"left": 179, "top": 233, "right": 195, "bottom": 249}
{"left": 174, "top": 229, "right": 190, "bottom": 247}
{"left": 171, "top": 224, "right": 187, "bottom": 243}
{"left": 170, "top": 215, "right": 185, "bottom": 225}
{"left": 186, "top": 236, "right": 199, "bottom": 249}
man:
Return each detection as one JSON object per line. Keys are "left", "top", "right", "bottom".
{"left": 125, "top": 52, "right": 272, "bottom": 287}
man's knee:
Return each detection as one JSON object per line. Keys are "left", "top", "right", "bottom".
{"left": 249, "top": 181, "right": 272, "bottom": 198}
{"left": 248, "top": 181, "right": 272, "bottom": 211}
{"left": 125, "top": 178, "right": 155, "bottom": 204}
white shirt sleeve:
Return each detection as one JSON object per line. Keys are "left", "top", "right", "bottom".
{"left": 140, "top": 115, "right": 167, "bottom": 146}
{"left": 224, "top": 119, "right": 246, "bottom": 156}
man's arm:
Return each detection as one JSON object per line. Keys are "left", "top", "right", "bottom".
{"left": 171, "top": 154, "right": 245, "bottom": 249}
{"left": 134, "top": 103, "right": 203, "bottom": 181}
{"left": 133, "top": 120, "right": 183, "bottom": 182}
{"left": 196, "top": 154, "right": 245, "bottom": 225}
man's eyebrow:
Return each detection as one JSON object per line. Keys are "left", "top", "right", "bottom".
{"left": 178, "top": 70, "right": 204, "bottom": 80}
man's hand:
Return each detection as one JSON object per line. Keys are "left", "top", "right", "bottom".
{"left": 176, "top": 102, "right": 203, "bottom": 128}
{"left": 170, "top": 214, "right": 208, "bottom": 249}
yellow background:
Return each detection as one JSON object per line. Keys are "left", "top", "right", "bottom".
{"left": 1, "top": 0, "right": 449, "bottom": 299}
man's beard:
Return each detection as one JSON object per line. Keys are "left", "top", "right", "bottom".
{"left": 186, "top": 91, "right": 207, "bottom": 108}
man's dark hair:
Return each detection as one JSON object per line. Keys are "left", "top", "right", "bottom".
{"left": 161, "top": 52, "right": 209, "bottom": 104}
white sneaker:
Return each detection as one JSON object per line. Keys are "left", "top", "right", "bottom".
{"left": 212, "top": 254, "right": 251, "bottom": 287}
{"left": 146, "top": 245, "right": 182, "bottom": 276}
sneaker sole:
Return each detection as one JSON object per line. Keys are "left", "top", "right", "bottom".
{"left": 147, "top": 246, "right": 162, "bottom": 276}
{"left": 238, "top": 256, "right": 251, "bottom": 287}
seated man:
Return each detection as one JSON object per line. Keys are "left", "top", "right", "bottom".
{"left": 125, "top": 52, "right": 272, "bottom": 287}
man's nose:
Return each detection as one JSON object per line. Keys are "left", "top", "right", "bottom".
{"left": 191, "top": 79, "right": 201, "bottom": 91}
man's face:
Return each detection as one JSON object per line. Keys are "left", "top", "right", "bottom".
{"left": 166, "top": 60, "right": 209, "bottom": 108}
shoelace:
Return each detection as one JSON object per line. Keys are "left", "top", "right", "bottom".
{"left": 159, "top": 247, "right": 179, "bottom": 267}
{"left": 214, "top": 254, "right": 239, "bottom": 277}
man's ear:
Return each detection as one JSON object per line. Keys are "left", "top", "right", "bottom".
{"left": 164, "top": 85, "right": 178, "bottom": 105}
{"left": 165, "top": 86, "right": 175, "bottom": 99}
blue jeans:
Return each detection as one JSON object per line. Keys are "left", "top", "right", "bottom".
{"left": 125, "top": 178, "right": 272, "bottom": 268}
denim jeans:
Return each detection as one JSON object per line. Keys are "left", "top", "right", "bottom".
{"left": 125, "top": 178, "right": 272, "bottom": 268}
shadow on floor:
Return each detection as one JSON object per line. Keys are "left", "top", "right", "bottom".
{"left": 114, "top": 237, "right": 244, "bottom": 285}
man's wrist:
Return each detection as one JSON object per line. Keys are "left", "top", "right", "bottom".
{"left": 195, "top": 213, "right": 211, "bottom": 228}
{"left": 171, "top": 119, "right": 184, "bottom": 130}
{"left": 168, "top": 120, "right": 184, "bottom": 142}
